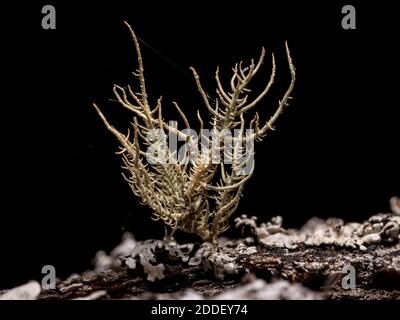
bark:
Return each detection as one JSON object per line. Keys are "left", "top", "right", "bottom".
{"left": 38, "top": 243, "right": 400, "bottom": 300}
{"left": 17, "top": 199, "right": 400, "bottom": 300}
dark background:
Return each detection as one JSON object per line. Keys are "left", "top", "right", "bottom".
{"left": 1, "top": 1, "right": 399, "bottom": 288}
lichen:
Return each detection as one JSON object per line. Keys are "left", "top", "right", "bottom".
{"left": 0, "top": 281, "right": 41, "bottom": 300}
{"left": 234, "top": 206, "right": 400, "bottom": 251}
{"left": 81, "top": 198, "right": 400, "bottom": 285}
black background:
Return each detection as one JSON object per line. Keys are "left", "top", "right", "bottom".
{"left": 1, "top": 1, "right": 399, "bottom": 289}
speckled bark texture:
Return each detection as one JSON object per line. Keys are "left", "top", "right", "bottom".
{"left": 4, "top": 197, "right": 400, "bottom": 300}
{"left": 33, "top": 198, "right": 400, "bottom": 300}
{"left": 36, "top": 243, "right": 399, "bottom": 300}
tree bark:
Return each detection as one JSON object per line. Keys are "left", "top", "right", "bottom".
{"left": 39, "top": 243, "right": 400, "bottom": 300}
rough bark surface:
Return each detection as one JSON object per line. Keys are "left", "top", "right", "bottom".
{"left": 3, "top": 197, "right": 400, "bottom": 300}
{"left": 37, "top": 243, "right": 400, "bottom": 300}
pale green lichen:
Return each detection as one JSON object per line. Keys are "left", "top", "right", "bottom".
{"left": 93, "top": 21, "right": 295, "bottom": 244}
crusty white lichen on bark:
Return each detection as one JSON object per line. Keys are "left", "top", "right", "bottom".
{"left": 28, "top": 198, "right": 399, "bottom": 300}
